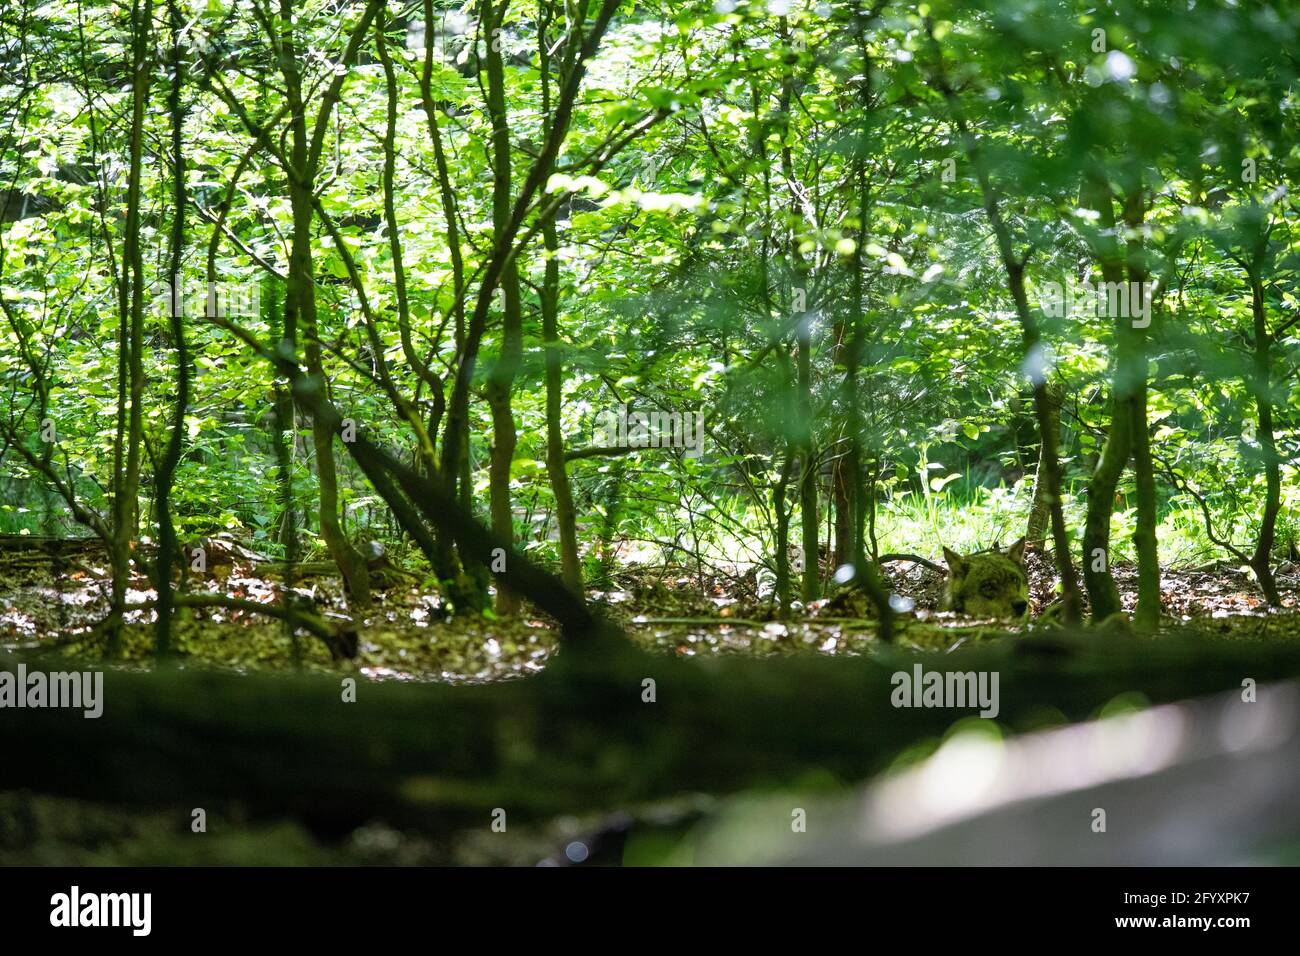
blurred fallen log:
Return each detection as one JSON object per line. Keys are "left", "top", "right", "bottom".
{"left": 3, "top": 630, "right": 1300, "bottom": 837}
{"left": 697, "top": 681, "right": 1300, "bottom": 865}
{"left": 0, "top": 534, "right": 99, "bottom": 551}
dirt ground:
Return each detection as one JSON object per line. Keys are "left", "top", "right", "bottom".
{"left": 2, "top": 536, "right": 1298, "bottom": 678}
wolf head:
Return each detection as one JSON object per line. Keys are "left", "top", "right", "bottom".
{"left": 942, "top": 538, "right": 1030, "bottom": 620}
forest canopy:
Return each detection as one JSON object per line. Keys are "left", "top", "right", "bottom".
{"left": 0, "top": 0, "right": 1297, "bottom": 660}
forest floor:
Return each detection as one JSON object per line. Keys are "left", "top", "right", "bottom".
{"left": 2, "top": 535, "right": 1299, "bottom": 677}
{"left": 4, "top": 537, "right": 1300, "bottom": 865}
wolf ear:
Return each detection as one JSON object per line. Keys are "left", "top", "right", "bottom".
{"left": 1006, "top": 536, "right": 1027, "bottom": 565}
{"left": 942, "top": 546, "right": 968, "bottom": 577}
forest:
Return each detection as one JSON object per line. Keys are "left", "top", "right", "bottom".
{"left": 1, "top": 0, "right": 1299, "bottom": 869}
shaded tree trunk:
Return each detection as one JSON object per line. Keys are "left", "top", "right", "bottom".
{"left": 542, "top": 216, "right": 582, "bottom": 592}
{"left": 153, "top": 0, "right": 187, "bottom": 658}
{"left": 796, "top": 333, "right": 820, "bottom": 603}
{"left": 107, "top": 0, "right": 153, "bottom": 655}
{"left": 1026, "top": 382, "right": 1062, "bottom": 548}
{"left": 482, "top": 0, "right": 526, "bottom": 616}
{"left": 1123, "top": 192, "right": 1161, "bottom": 632}
{"left": 832, "top": 452, "right": 852, "bottom": 567}
{"left": 836, "top": 12, "right": 895, "bottom": 639}
{"left": 275, "top": 0, "right": 376, "bottom": 610}
{"left": 1082, "top": 405, "right": 1130, "bottom": 618}
{"left": 1080, "top": 176, "right": 1132, "bottom": 621}
{"left": 772, "top": 455, "right": 794, "bottom": 615}
{"left": 1247, "top": 269, "right": 1282, "bottom": 605}
{"left": 927, "top": 40, "right": 1082, "bottom": 624}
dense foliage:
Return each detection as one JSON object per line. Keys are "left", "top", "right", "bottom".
{"left": 1, "top": 0, "right": 1297, "bottom": 653}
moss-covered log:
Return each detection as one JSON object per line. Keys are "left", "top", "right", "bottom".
{"left": 3, "top": 629, "right": 1299, "bottom": 835}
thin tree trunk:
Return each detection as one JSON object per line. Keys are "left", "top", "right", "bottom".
{"left": 839, "top": 16, "right": 894, "bottom": 638}
{"left": 974, "top": 224, "right": 1081, "bottom": 623}
{"left": 1123, "top": 192, "right": 1160, "bottom": 632}
{"left": 541, "top": 217, "right": 582, "bottom": 592}
{"left": 107, "top": 0, "right": 152, "bottom": 654}
{"left": 1248, "top": 270, "right": 1282, "bottom": 604}
{"left": 482, "top": 0, "right": 522, "bottom": 616}
{"left": 288, "top": 185, "right": 370, "bottom": 609}
{"left": 532, "top": 5, "right": 581, "bottom": 594}
{"left": 1082, "top": 407, "right": 1130, "bottom": 618}
{"left": 277, "top": 1, "right": 372, "bottom": 609}
{"left": 927, "top": 39, "right": 1082, "bottom": 624}
{"left": 1026, "top": 355, "right": 1083, "bottom": 625}
{"left": 832, "top": 452, "right": 852, "bottom": 567}
{"left": 439, "top": 0, "right": 624, "bottom": 511}
{"left": 376, "top": 7, "right": 440, "bottom": 473}
{"left": 796, "top": 331, "right": 820, "bottom": 603}
{"left": 418, "top": 0, "right": 470, "bottom": 579}
{"left": 266, "top": 280, "right": 302, "bottom": 659}
{"left": 594, "top": 461, "right": 625, "bottom": 591}
{"left": 153, "top": 0, "right": 187, "bottom": 657}
{"left": 373, "top": 4, "right": 462, "bottom": 591}
{"left": 1026, "top": 382, "right": 1062, "bottom": 548}
{"left": 1079, "top": 175, "right": 1131, "bottom": 620}
{"left": 419, "top": 0, "right": 466, "bottom": 354}
{"left": 772, "top": 460, "right": 793, "bottom": 615}
{"left": 769, "top": 15, "right": 821, "bottom": 604}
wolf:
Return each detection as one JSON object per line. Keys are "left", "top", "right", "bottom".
{"left": 941, "top": 538, "right": 1030, "bottom": 620}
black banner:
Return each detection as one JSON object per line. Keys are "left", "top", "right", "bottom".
{"left": 0, "top": 866, "right": 1290, "bottom": 942}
